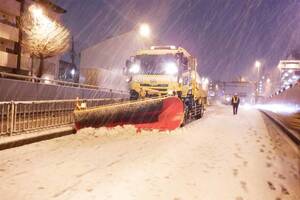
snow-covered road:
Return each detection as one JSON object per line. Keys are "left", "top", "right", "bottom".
{"left": 0, "top": 105, "right": 299, "bottom": 200}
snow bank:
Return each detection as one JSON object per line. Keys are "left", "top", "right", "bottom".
{"left": 76, "top": 125, "right": 178, "bottom": 138}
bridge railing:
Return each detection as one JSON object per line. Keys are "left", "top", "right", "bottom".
{"left": 0, "top": 98, "right": 124, "bottom": 136}
{"left": 0, "top": 102, "right": 12, "bottom": 136}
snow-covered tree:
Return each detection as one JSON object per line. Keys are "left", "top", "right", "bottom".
{"left": 21, "top": 5, "right": 70, "bottom": 77}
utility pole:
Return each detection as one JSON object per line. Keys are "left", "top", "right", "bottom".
{"left": 70, "top": 36, "right": 79, "bottom": 83}
{"left": 16, "top": 0, "right": 25, "bottom": 74}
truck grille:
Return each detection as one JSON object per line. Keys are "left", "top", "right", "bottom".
{"left": 150, "top": 88, "right": 168, "bottom": 91}
{"left": 140, "top": 84, "right": 169, "bottom": 87}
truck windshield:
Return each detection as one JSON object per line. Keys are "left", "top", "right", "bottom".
{"left": 134, "top": 54, "right": 178, "bottom": 75}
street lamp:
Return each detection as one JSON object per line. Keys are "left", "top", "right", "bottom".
{"left": 29, "top": 5, "right": 44, "bottom": 18}
{"left": 70, "top": 68, "right": 75, "bottom": 76}
{"left": 138, "top": 23, "right": 151, "bottom": 38}
{"left": 254, "top": 60, "right": 262, "bottom": 103}
{"left": 29, "top": 4, "right": 55, "bottom": 28}
{"left": 255, "top": 60, "right": 261, "bottom": 71}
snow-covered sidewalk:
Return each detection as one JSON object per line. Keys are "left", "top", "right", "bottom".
{"left": 0, "top": 105, "right": 299, "bottom": 200}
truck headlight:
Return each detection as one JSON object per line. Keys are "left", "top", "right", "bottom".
{"left": 168, "top": 90, "right": 173, "bottom": 95}
{"left": 129, "top": 64, "right": 140, "bottom": 74}
{"left": 164, "top": 62, "right": 178, "bottom": 75}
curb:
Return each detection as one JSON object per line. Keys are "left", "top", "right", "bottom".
{"left": 260, "top": 110, "right": 300, "bottom": 147}
{"left": 0, "top": 126, "right": 76, "bottom": 151}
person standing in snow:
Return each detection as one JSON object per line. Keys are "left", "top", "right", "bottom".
{"left": 231, "top": 94, "right": 240, "bottom": 115}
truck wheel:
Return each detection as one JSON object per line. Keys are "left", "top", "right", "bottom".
{"left": 130, "top": 90, "right": 139, "bottom": 100}
{"left": 181, "top": 108, "right": 189, "bottom": 127}
{"left": 195, "top": 104, "right": 204, "bottom": 119}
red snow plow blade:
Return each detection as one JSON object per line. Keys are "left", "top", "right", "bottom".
{"left": 74, "top": 96, "right": 184, "bottom": 131}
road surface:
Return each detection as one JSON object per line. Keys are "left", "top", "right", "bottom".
{"left": 0, "top": 105, "right": 299, "bottom": 200}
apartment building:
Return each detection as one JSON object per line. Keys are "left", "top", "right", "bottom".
{"left": 0, "top": 0, "right": 66, "bottom": 77}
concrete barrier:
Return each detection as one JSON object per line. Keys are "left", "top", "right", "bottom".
{"left": 262, "top": 84, "right": 300, "bottom": 136}
{"left": 0, "top": 78, "right": 129, "bottom": 101}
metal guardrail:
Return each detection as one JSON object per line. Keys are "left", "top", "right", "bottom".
{"left": 0, "top": 98, "right": 124, "bottom": 136}
{"left": 0, "top": 72, "right": 127, "bottom": 94}
{"left": 260, "top": 110, "right": 300, "bottom": 147}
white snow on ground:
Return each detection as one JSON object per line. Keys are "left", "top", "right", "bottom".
{"left": 0, "top": 105, "right": 299, "bottom": 200}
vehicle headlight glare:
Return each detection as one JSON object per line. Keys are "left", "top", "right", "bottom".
{"left": 129, "top": 64, "right": 140, "bottom": 74}
{"left": 164, "top": 62, "right": 178, "bottom": 75}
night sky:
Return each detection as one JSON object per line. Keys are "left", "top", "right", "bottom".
{"left": 53, "top": 0, "right": 300, "bottom": 81}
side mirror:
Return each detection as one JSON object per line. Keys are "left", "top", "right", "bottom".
{"left": 124, "top": 60, "right": 132, "bottom": 75}
{"left": 123, "top": 67, "right": 127, "bottom": 75}
{"left": 182, "top": 57, "right": 188, "bottom": 66}
{"left": 125, "top": 59, "right": 131, "bottom": 67}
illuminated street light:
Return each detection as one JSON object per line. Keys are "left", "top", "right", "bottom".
{"left": 139, "top": 23, "right": 151, "bottom": 38}
{"left": 71, "top": 68, "right": 75, "bottom": 76}
{"left": 255, "top": 60, "right": 261, "bottom": 69}
{"left": 266, "top": 78, "right": 271, "bottom": 83}
{"left": 29, "top": 5, "right": 44, "bottom": 18}
{"left": 29, "top": 4, "right": 54, "bottom": 29}
{"left": 254, "top": 60, "right": 262, "bottom": 78}
{"left": 254, "top": 60, "right": 262, "bottom": 103}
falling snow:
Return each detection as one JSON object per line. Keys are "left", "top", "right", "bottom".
{"left": 53, "top": 0, "right": 300, "bottom": 82}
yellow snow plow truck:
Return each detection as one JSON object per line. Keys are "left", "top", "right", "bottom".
{"left": 74, "top": 45, "right": 207, "bottom": 131}
{"left": 124, "top": 46, "right": 207, "bottom": 119}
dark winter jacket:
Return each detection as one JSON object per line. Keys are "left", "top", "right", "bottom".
{"left": 231, "top": 96, "right": 240, "bottom": 105}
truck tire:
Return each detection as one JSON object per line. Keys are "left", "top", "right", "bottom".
{"left": 130, "top": 90, "right": 139, "bottom": 100}
{"left": 195, "top": 103, "right": 204, "bottom": 119}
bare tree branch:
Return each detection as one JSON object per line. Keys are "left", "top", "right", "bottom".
{"left": 21, "top": 9, "right": 70, "bottom": 59}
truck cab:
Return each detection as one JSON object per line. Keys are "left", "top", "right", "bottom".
{"left": 124, "top": 46, "right": 206, "bottom": 106}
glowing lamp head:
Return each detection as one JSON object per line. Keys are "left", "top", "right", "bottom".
{"left": 29, "top": 5, "right": 43, "bottom": 18}
{"left": 255, "top": 61, "right": 261, "bottom": 68}
{"left": 139, "top": 23, "right": 151, "bottom": 38}
{"left": 129, "top": 64, "right": 140, "bottom": 74}
{"left": 164, "top": 62, "right": 178, "bottom": 75}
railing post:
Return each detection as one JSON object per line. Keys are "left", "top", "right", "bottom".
{"left": 10, "top": 101, "right": 15, "bottom": 136}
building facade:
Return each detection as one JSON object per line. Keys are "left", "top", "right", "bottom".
{"left": 277, "top": 60, "right": 300, "bottom": 89}
{"left": 0, "top": 0, "right": 66, "bottom": 77}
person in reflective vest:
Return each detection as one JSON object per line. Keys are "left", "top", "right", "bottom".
{"left": 231, "top": 94, "right": 240, "bottom": 115}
